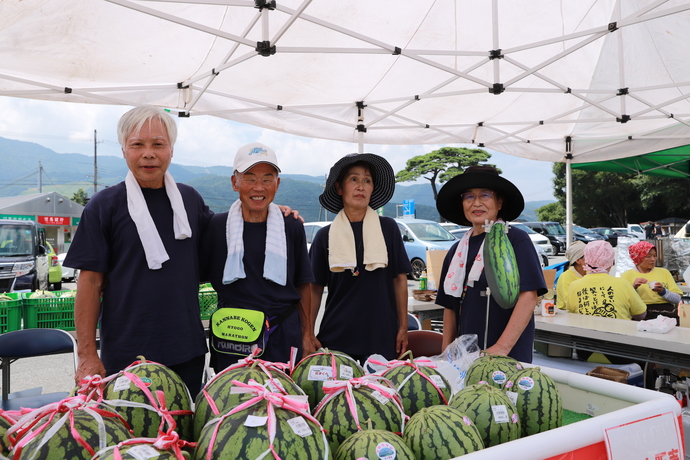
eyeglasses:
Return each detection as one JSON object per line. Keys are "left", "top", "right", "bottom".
{"left": 239, "top": 175, "right": 277, "bottom": 186}
{"left": 460, "top": 191, "right": 495, "bottom": 202}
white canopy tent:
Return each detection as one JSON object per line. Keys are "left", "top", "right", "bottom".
{"left": 2, "top": 0, "right": 690, "bottom": 240}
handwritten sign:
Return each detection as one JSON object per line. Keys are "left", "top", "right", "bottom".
{"left": 604, "top": 412, "right": 683, "bottom": 460}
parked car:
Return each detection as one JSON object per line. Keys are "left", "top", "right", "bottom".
{"left": 449, "top": 226, "right": 471, "bottom": 239}
{"left": 572, "top": 225, "right": 606, "bottom": 243}
{"left": 303, "top": 221, "right": 331, "bottom": 251}
{"left": 394, "top": 218, "right": 457, "bottom": 280}
{"left": 438, "top": 222, "right": 466, "bottom": 233}
{"left": 534, "top": 243, "right": 549, "bottom": 267}
{"left": 589, "top": 227, "right": 639, "bottom": 247}
{"left": 509, "top": 222, "right": 553, "bottom": 256}
{"left": 0, "top": 219, "right": 50, "bottom": 292}
{"left": 57, "top": 252, "right": 79, "bottom": 283}
{"left": 46, "top": 242, "right": 62, "bottom": 291}
{"left": 520, "top": 221, "right": 567, "bottom": 255}
{"left": 612, "top": 225, "right": 646, "bottom": 240}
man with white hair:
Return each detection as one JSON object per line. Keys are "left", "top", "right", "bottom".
{"left": 201, "top": 142, "right": 317, "bottom": 371}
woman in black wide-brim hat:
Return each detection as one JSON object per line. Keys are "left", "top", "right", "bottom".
{"left": 434, "top": 165, "right": 547, "bottom": 362}
{"left": 309, "top": 153, "right": 412, "bottom": 362}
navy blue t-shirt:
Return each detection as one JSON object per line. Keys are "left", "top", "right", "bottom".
{"left": 435, "top": 227, "right": 546, "bottom": 363}
{"left": 201, "top": 211, "right": 314, "bottom": 367}
{"left": 64, "top": 182, "right": 213, "bottom": 374}
{"left": 309, "top": 216, "right": 412, "bottom": 360}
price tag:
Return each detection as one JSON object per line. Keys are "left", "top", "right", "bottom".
{"left": 339, "top": 365, "right": 354, "bottom": 380}
{"left": 505, "top": 390, "right": 518, "bottom": 406}
{"left": 125, "top": 445, "right": 161, "bottom": 460}
{"left": 287, "top": 416, "right": 313, "bottom": 438}
{"left": 308, "top": 365, "right": 333, "bottom": 381}
{"left": 244, "top": 415, "right": 268, "bottom": 427}
{"left": 370, "top": 390, "right": 390, "bottom": 405}
{"left": 429, "top": 374, "right": 446, "bottom": 388}
{"left": 491, "top": 405, "right": 510, "bottom": 423}
{"left": 265, "top": 379, "right": 285, "bottom": 393}
{"left": 112, "top": 376, "right": 131, "bottom": 392}
{"left": 230, "top": 386, "right": 254, "bottom": 394}
{"left": 605, "top": 412, "right": 682, "bottom": 460}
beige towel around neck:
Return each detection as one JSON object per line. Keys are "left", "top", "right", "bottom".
{"left": 328, "top": 207, "right": 388, "bottom": 273}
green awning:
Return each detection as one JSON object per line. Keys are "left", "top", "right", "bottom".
{"left": 573, "top": 144, "right": 690, "bottom": 179}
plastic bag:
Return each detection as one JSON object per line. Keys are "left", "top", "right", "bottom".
{"left": 429, "top": 334, "right": 481, "bottom": 395}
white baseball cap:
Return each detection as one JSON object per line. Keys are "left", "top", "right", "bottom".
{"left": 233, "top": 142, "right": 281, "bottom": 174}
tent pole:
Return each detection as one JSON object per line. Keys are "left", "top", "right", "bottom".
{"left": 565, "top": 155, "right": 573, "bottom": 248}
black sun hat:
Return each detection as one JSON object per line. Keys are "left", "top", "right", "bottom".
{"left": 436, "top": 165, "right": 524, "bottom": 226}
{"left": 319, "top": 153, "right": 395, "bottom": 214}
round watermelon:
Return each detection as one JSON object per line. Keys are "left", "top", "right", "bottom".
{"left": 0, "top": 411, "right": 16, "bottom": 455}
{"left": 103, "top": 357, "right": 193, "bottom": 441}
{"left": 334, "top": 429, "right": 415, "bottom": 460}
{"left": 194, "top": 359, "right": 304, "bottom": 440}
{"left": 403, "top": 405, "right": 484, "bottom": 459}
{"left": 450, "top": 383, "right": 520, "bottom": 447}
{"left": 464, "top": 354, "right": 523, "bottom": 388}
{"left": 193, "top": 399, "right": 329, "bottom": 460}
{"left": 504, "top": 366, "right": 562, "bottom": 437}
{"left": 13, "top": 404, "right": 132, "bottom": 460}
{"left": 314, "top": 377, "right": 405, "bottom": 453}
{"left": 92, "top": 441, "right": 181, "bottom": 460}
{"left": 380, "top": 358, "right": 451, "bottom": 416}
{"left": 291, "top": 349, "right": 364, "bottom": 410}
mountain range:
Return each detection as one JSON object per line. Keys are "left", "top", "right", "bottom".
{"left": 0, "top": 136, "right": 553, "bottom": 222}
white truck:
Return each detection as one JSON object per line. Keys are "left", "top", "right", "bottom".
{"left": 612, "top": 224, "right": 646, "bottom": 240}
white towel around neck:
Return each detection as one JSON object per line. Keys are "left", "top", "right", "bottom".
{"left": 328, "top": 207, "right": 388, "bottom": 273}
{"left": 222, "top": 199, "right": 288, "bottom": 286}
{"left": 125, "top": 171, "right": 192, "bottom": 270}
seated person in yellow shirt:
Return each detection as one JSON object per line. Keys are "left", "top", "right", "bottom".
{"left": 567, "top": 240, "right": 646, "bottom": 364}
{"left": 555, "top": 241, "right": 586, "bottom": 310}
{"left": 621, "top": 241, "right": 682, "bottom": 321}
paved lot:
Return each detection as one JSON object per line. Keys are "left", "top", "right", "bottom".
{"left": 6, "top": 253, "right": 569, "bottom": 396}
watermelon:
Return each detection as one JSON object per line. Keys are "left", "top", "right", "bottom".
{"left": 0, "top": 411, "right": 16, "bottom": 455}
{"left": 11, "top": 403, "right": 132, "bottom": 460}
{"left": 464, "top": 354, "right": 523, "bottom": 388}
{"left": 194, "top": 358, "right": 304, "bottom": 440}
{"left": 450, "top": 383, "right": 520, "bottom": 447}
{"left": 334, "top": 428, "right": 415, "bottom": 460}
{"left": 504, "top": 366, "right": 563, "bottom": 437}
{"left": 483, "top": 222, "right": 520, "bottom": 309}
{"left": 291, "top": 349, "right": 364, "bottom": 410}
{"left": 103, "top": 357, "right": 193, "bottom": 441}
{"left": 380, "top": 354, "right": 451, "bottom": 416}
{"left": 314, "top": 376, "right": 405, "bottom": 453}
{"left": 91, "top": 434, "right": 192, "bottom": 460}
{"left": 403, "top": 405, "right": 484, "bottom": 459}
{"left": 193, "top": 391, "right": 329, "bottom": 460}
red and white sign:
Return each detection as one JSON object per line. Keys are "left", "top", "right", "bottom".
{"left": 605, "top": 412, "right": 683, "bottom": 460}
{"left": 37, "top": 216, "right": 70, "bottom": 226}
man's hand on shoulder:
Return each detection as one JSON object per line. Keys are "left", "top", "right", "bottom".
{"left": 277, "top": 205, "right": 304, "bottom": 223}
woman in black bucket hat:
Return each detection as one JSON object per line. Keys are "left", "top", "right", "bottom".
{"left": 309, "top": 153, "right": 412, "bottom": 363}
{"left": 434, "top": 165, "right": 547, "bottom": 362}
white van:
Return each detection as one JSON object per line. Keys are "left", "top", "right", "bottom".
{"left": 612, "top": 224, "right": 646, "bottom": 240}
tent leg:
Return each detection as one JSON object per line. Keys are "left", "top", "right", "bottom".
{"left": 565, "top": 156, "right": 573, "bottom": 248}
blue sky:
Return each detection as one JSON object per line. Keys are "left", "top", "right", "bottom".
{"left": 0, "top": 96, "right": 556, "bottom": 202}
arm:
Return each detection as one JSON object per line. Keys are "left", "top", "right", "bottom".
{"left": 441, "top": 308, "right": 457, "bottom": 351}
{"left": 632, "top": 311, "right": 647, "bottom": 321}
{"left": 305, "top": 284, "right": 324, "bottom": 357}
{"left": 296, "top": 282, "right": 319, "bottom": 359}
{"left": 485, "top": 290, "right": 537, "bottom": 356}
{"left": 74, "top": 270, "right": 106, "bottom": 383}
{"left": 393, "top": 273, "right": 408, "bottom": 357}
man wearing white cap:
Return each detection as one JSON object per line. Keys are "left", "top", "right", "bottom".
{"left": 201, "top": 143, "right": 317, "bottom": 371}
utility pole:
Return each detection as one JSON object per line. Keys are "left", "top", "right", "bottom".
{"left": 93, "top": 129, "right": 98, "bottom": 195}
{"left": 38, "top": 160, "right": 43, "bottom": 193}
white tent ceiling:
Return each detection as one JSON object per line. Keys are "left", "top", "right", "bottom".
{"left": 2, "top": 0, "right": 690, "bottom": 164}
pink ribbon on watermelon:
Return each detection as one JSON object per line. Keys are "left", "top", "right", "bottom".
{"left": 369, "top": 358, "right": 449, "bottom": 405}
{"left": 9, "top": 396, "right": 131, "bottom": 458}
{"left": 314, "top": 375, "right": 404, "bottom": 433}
{"left": 200, "top": 356, "right": 293, "bottom": 418}
{"left": 100, "top": 430, "right": 195, "bottom": 460}
{"left": 202, "top": 379, "right": 323, "bottom": 460}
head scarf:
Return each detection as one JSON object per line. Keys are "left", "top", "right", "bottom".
{"left": 565, "top": 241, "right": 586, "bottom": 265}
{"left": 583, "top": 240, "right": 615, "bottom": 274}
{"left": 628, "top": 241, "right": 655, "bottom": 266}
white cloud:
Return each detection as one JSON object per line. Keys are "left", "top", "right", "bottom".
{"left": 0, "top": 96, "right": 556, "bottom": 201}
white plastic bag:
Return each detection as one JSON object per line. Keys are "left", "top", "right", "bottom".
{"left": 428, "top": 334, "right": 480, "bottom": 395}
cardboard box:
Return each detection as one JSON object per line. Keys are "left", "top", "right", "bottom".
{"left": 680, "top": 303, "right": 690, "bottom": 328}
{"left": 425, "top": 249, "right": 448, "bottom": 290}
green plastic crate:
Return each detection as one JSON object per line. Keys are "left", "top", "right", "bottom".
{"left": 199, "top": 286, "right": 218, "bottom": 320}
{"left": 22, "top": 291, "right": 76, "bottom": 331}
{"left": 0, "top": 292, "right": 23, "bottom": 333}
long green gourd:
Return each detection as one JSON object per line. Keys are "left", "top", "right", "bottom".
{"left": 483, "top": 222, "right": 520, "bottom": 309}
